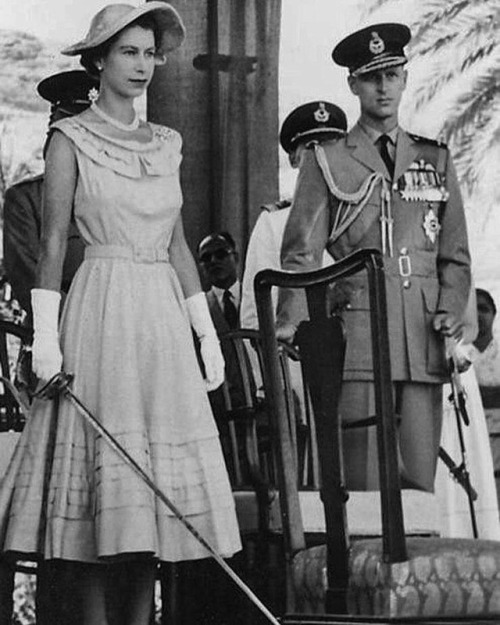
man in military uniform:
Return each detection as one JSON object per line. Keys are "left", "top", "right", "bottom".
{"left": 1, "top": 70, "right": 97, "bottom": 625}
{"left": 240, "top": 100, "right": 347, "bottom": 330}
{"left": 197, "top": 232, "right": 248, "bottom": 429}
{"left": 277, "top": 23, "right": 471, "bottom": 492}
{"left": 3, "top": 70, "right": 98, "bottom": 322}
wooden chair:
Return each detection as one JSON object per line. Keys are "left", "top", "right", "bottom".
{"left": 0, "top": 319, "right": 32, "bottom": 434}
{"left": 215, "top": 328, "right": 319, "bottom": 620}
{"left": 254, "top": 248, "right": 500, "bottom": 624}
{"left": 217, "top": 328, "right": 319, "bottom": 531}
{"left": 0, "top": 319, "right": 34, "bottom": 625}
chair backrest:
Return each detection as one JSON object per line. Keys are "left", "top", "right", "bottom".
{"left": 216, "top": 329, "right": 319, "bottom": 535}
{"left": 254, "top": 249, "right": 407, "bottom": 611}
{"left": 0, "top": 319, "right": 32, "bottom": 432}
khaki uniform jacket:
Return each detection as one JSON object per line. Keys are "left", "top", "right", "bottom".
{"left": 278, "top": 124, "right": 471, "bottom": 383}
{"left": 3, "top": 175, "right": 85, "bottom": 320}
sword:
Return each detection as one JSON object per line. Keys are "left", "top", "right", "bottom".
{"left": 445, "top": 356, "right": 478, "bottom": 538}
{"left": 33, "top": 372, "right": 280, "bottom": 625}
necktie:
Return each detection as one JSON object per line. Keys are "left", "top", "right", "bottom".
{"left": 378, "top": 134, "right": 394, "bottom": 179}
{"left": 223, "top": 290, "right": 238, "bottom": 329}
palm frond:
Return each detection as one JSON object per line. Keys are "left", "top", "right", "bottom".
{"left": 441, "top": 65, "right": 500, "bottom": 139}
{"left": 410, "top": 0, "right": 489, "bottom": 40}
{"left": 444, "top": 87, "right": 500, "bottom": 192}
{"left": 361, "top": 0, "right": 404, "bottom": 20}
{"left": 410, "top": 46, "right": 499, "bottom": 111}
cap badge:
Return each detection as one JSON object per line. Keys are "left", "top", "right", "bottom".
{"left": 369, "top": 31, "right": 385, "bottom": 55}
{"left": 88, "top": 87, "right": 99, "bottom": 104}
{"left": 314, "top": 102, "right": 330, "bottom": 123}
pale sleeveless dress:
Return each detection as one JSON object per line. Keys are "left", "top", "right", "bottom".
{"left": 0, "top": 115, "right": 241, "bottom": 563}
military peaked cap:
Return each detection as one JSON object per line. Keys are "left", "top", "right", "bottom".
{"left": 37, "top": 70, "right": 99, "bottom": 112}
{"left": 280, "top": 101, "right": 347, "bottom": 154}
{"left": 332, "top": 23, "right": 411, "bottom": 76}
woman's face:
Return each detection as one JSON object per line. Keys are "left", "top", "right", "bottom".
{"left": 99, "top": 25, "right": 157, "bottom": 99}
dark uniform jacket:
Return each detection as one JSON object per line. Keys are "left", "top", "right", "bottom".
{"left": 206, "top": 289, "right": 247, "bottom": 419}
{"left": 278, "top": 123, "right": 471, "bottom": 384}
{"left": 3, "top": 175, "right": 85, "bottom": 320}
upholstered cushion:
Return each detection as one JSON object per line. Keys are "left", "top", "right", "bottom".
{"left": 292, "top": 537, "right": 500, "bottom": 618}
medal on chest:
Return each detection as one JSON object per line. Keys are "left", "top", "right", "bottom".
{"left": 399, "top": 159, "right": 449, "bottom": 202}
{"left": 423, "top": 207, "right": 441, "bottom": 244}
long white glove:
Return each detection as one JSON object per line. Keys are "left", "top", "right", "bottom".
{"left": 31, "top": 288, "right": 63, "bottom": 382}
{"left": 185, "top": 292, "right": 225, "bottom": 391}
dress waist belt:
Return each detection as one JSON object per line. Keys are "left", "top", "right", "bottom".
{"left": 84, "top": 244, "right": 170, "bottom": 263}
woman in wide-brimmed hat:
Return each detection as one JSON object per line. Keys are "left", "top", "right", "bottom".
{"left": 0, "top": 4, "right": 241, "bottom": 624}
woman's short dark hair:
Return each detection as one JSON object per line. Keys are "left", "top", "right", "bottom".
{"left": 476, "top": 288, "right": 497, "bottom": 315}
{"left": 80, "top": 14, "right": 162, "bottom": 78}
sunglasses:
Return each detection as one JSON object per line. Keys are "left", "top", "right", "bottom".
{"left": 199, "top": 248, "right": 233, "bottom": 264}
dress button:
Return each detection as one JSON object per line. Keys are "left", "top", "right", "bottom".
{"left": 403, "top": 280, "right": 410, "bottom": 289}
{"left": 400, "top": 247, "right": 408, "bottom": 255}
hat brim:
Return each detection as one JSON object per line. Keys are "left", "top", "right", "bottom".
{"left": 61, "top": 1, "right": 185, "bottom": 56}
{"left": 288, "top": 127, "right": 346, "bottom": 151}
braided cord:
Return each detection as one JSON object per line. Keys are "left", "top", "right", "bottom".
{"left": 313, "top": 143, "right": 390, "bottom": 250}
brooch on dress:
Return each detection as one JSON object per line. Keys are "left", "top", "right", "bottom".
{"left": 154, "top": 126, "right": 175, "bottom": 141}
{"left": 400, "top": 159, "right": 449, "bottom": 202}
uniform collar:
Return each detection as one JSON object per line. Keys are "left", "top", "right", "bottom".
{"left": 358, "top": 121, "right": 399, "bottom": 146}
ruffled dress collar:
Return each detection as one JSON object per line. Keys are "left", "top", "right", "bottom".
{"left": 51, "top": 114, "right": 182, "bottom": 179}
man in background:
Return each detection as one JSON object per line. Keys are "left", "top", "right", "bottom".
{"left": 240, "top": 100, "right": 347, "bottom": 329}
{"left": 198, "top": 231, "right": 241, "bottom": 334}
{"left": 3, "top": 69, "right": 98, "bottom": 322}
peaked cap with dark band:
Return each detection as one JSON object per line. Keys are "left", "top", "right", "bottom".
{"left": 37, "top": 70, "right": 99, "bottom": 111}
{"left": 332, "top": 22, "right": 411, "bottom": 76}
{"left": 280, "top": 100, "right": 347, "bottom": 154}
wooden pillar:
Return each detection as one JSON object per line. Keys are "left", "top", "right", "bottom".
{"left": 147, "top": 0, "right": 281, "bottom": 255}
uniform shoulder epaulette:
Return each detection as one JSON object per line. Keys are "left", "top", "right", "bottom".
{"left": 7, "top": 173, "right": 44, "bottom": 191}
{"left": 408, "top": 133, "right": 447, "bottom": 149}
{"left": 260, "top": 199, "right": 292, "bottom": 213}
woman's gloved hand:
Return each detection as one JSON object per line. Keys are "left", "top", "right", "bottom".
{"left": 31, "top": 288, "right": 63, "bottom": 382}
{"left": 185, "top": 292, "right": 225, "bottom": 391}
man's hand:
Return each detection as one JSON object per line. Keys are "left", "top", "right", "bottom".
{"left": 433, "top": 312, "right": 463, "bottom": 340}
{"left": 275, "top": 322, "right": 297, "bottom": 344}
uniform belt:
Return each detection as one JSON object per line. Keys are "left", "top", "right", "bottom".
{"left": 384, "top": 254, "right": 437, "bottom": 278}
{"left": 84, "top": 244, "right": 170, "bottom": 263}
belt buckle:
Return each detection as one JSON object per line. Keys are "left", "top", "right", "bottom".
{"left": 134, "top": 247, "right": 156, "bottom": 263}
{"left": 398, "top": 254, "right": 411, "bottom": 277}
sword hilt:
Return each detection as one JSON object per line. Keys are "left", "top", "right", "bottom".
{"left": 33, "top": 371, "right": 74, "bottom": 400}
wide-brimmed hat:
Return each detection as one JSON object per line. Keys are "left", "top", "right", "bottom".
{"left": 332, "top": 23, "right": 411, "bottom": 77}
{"left": 280, "top": 101, "right": 347, "bottom": 153}
{"left": 61, "top": 1, "right": 185, "bottom": 57}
